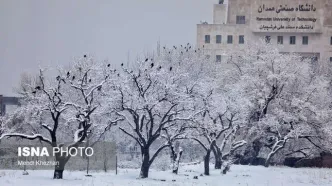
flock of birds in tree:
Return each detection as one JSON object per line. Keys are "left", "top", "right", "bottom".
{"left": 31, "top": 44, "right": 203, "bottom": 95}
{"left": 116, "top": 43, "right": 199, "bottom": 75}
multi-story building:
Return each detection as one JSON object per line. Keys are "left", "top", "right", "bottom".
{"left": 197, "top": 0, "right": 332, "bottom": 63}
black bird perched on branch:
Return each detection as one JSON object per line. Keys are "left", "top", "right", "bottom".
{"left": 163, "top": 47, "right": 166, "bottom": 49}
{"left": 107, "top": 64, "right": 110, "bottom": 67}
{"left": 67, "top": 72, "right": 70, "bottom": 78}
{"left": 195, "top": 50, "right": 197, "bottom": 53}
{"left": 151, "top": 63, "right": 154, "bottom": 68}
{"left": 169, "top": 52, "right": 171, "bottom": 54}
{"left": 84, "top": 55, "right": 87, "bottom": 58}
{"left": 158, "top": 66, "right": 162, "bottom": 70}
{"left": 169, "top": 67, "right": 172, "bottom": 71}
{"left": 173, "top": 46, "right": 177, "bottom": 49}
{"left": 145, "top": 58, "right": 149, "bottom": 62}
{"left": 89, "top": 79, "right": 92, "bottom": 83}
{"left": 121, "top": 63, "right": 124, "bottom": 66}
{"left": 189, "top": 46, "right": 191, "bottom": 49}
{"left": 97, "top": 86, "right": 102, "bottom": 91}
{"left": 56, "top": 76, "right": 60, "bottom": 81}
{"left": 72, "top": 76, "right": 75, "bottom": 81}
{"left": 35, "top": 86, "right": 41, "bottom": 90}
{"left": 32, "top": 91, "right": 36, "bottom": 94}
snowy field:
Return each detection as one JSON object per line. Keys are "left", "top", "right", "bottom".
{"left": 0, "top": 164, "right": 332, "bottom": 186}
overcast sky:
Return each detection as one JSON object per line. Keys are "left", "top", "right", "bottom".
{"left": 0, "top": 0, "right": 219, "bottom": 96}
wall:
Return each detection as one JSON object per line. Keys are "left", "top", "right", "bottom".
{"left": 213, "top": 4, "right": 228, "bottom": 24}
{"left": 197, "top": 0, "right": 332, "bottom": 63}
{"left": 0, "top": 95, "right": 4, "bottom": 116}
{"left": 0, "top": 95, "right": 20, "bottom": 116}
{"left": 227, "top": 0, "right": 252, "bottom": 25}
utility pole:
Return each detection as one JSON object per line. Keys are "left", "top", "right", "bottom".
{"left": 115, "top": 155, "right": 118, "bottom": 175}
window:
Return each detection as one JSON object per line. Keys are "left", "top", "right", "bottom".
{"left": 265, "top": 36, "right": 271, "bottom": 43}
{"left": 216, "top": 55, "right": 222, "bottom": 62}
{"left": 330, "top": 37, "right": 332, "bottom": 45}
{"left": 290, "top": 36, "right": 296, "bottom": 45}
{"left": 330, "top": 57, "right": 332, "bottom": 62}
{"left": 277, "top": 36, "right": 283, "bottom": 44}
{"left": 302, "top": 36, "right": 309, "bottom": 45}
{"left": 239, "top": 35, "right": 245, "bottom": 44}
{"left": 227, "top": 35, "right": 233, "bottom": 44}
{"left": 216, "top": 35, "right": 222, "bottom": 44}
{"left": 205, "top": 35, "right": 210, "bottom": 44}
{"left": 236, "top": 16, "right": 246, "bottom": 24}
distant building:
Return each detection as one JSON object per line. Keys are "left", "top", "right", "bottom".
{"left": 0, "top": 95, "right": 20, "bottom": 116}
{"left": 197, "top": 0, "right": 332, "bottom": 63}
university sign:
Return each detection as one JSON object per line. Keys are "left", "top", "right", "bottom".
{"left": 251, "top": 0, "right": 323, "bottom": 33}
{"left": 257, "top": 4, "right": 317, "bottom": 14}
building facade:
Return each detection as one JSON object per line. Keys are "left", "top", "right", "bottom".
{"left": 0, "top": 95, "right": 20, "bottom": 116}
{"left": 197, "top": 0, "right": 332, "bottom": 63}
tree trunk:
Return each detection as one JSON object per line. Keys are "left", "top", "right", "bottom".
{"left": 215, "top": 156, "right": 222, "bottom": 169}
{"left": 86, "top": 156, "right": 90, "bottom": 175}
{"left": 53, "top": 156, "right": 68, "bottom": 179}
{"left": 170, "top": 142, "right": 183, "bottom": 175}
{"left": 265, "top": 148, "right": 279, "bottom": 167}
{"left": 172, "top": 150, "right": 183, "bottom": 174}
{"left": 265, "top": 156, "right": 271, "bottom": 167}
{"left": 222, "top": 164, "right": 230, "bottom": 174}
{"left": 170, "top": 145, "right": 177, "bottom": 174}
{"left": 204, "top": 150, "right": 211, "bottom": 175}
{"left": 172, "top": 167, "right": 179, "bottom": 174}
{"left": 265, "top": 140, "right": 286, "bottom": 167}
{"left": 86, "top": 137, "right": 90, "bottom": 175}
{"left": 212, "top": 146, "right": 222, "bottom": 169}
{"left": 139, "top": 148, "right": 150, "bottom": 178}
{"left": 241, "top": 138, "right": 263, "bottom": 165}
{"left": 103, "top": 141, "right": 108, "bottom": 172}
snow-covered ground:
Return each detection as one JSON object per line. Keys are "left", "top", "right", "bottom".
{"left": 0, "top": 164, "right": 332, "bottom": 186}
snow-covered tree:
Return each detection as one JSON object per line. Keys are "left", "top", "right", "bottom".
{"left": 111, "top": 45, "right": 209, "bottom": 178}
{"left": 161, "top": 122, "right": 187, "bottom": 174}
{"left": 0, "top": 56, "right": 119, "bottom": 179}
{"left": 190, "top": 89, "right": 250, "bottom": 175}
{"left": 14, "top": 72, "right": 42, "bottom": 95}
{"left": 224, "top": 40, "right": 330, "bottom": 166}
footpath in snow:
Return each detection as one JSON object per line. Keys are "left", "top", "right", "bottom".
{"left": 0, "top": 164, "right": 332, "bottom": 186}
